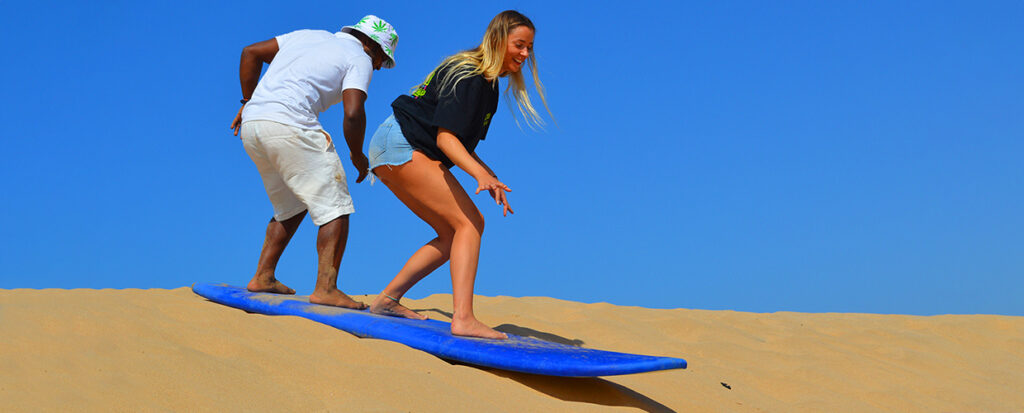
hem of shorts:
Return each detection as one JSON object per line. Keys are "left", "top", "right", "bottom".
{"left": 368, "top": 152, "right": 415, "bottom": 185}
{"left": 311, "top": 206, "right": 355, "bottom": 226}
{"left": 275, "top": 206, "right": 308, "bottom": 223}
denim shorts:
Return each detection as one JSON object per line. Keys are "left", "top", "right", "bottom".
{"left": 368, "top": 114, "right": 415, "bottom": 176}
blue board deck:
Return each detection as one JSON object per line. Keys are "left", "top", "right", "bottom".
{"left": 192, "top": 283, "right": 687, "bottom": 377}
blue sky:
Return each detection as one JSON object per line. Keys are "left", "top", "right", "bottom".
{"left": 1, "top": 1, "right": 1021, "bottom": 316}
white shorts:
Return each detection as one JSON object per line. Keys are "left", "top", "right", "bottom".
{"left": 241, "top": 120, "right": 354, "bottom": 226}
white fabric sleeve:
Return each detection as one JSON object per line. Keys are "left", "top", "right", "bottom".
{"left": 274, "top": 30, "right": 299, "bottom": 49}
{"left": 341, "top": 57, "right": 373, "bottom": 93}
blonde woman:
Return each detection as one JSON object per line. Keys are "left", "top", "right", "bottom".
{"left": 366, "top": 10, "right": 549, "bottom": 339}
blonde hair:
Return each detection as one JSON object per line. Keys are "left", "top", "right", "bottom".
{"left": 424, "top": 10, "right": 552, "bottom": 128}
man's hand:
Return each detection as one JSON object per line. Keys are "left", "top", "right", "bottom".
{"left": 231, "top": 106, "right": 244, "bottom": 136}
{"left": 351, "top": 152, "right": 369, "bottom": 183}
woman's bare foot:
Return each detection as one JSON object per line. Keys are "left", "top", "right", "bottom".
{"left": 247, "top": 274, "right": 295, "bottom": 294}
{"left": 309, "top": 288, "right": 367, "bottom": 310}
{"left": 451, "top": 316, "right": 508, "bottom": 340}
{"left": 370, "top": 294, "right": 428, "bottom": 320}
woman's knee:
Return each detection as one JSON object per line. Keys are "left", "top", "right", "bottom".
{"left": 434, "top": 226, "right": 456, "bottom": 245}
{"left": 453, "top": 211, "right": 485, "bottom": 236}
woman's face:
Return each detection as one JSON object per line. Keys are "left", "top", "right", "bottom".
{"left": 502, "top": 26, "right": 534, "bottom": 75}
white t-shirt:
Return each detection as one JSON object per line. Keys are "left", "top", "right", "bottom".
{"left": 242, "top": 30, "right": 373, "bottom": 131}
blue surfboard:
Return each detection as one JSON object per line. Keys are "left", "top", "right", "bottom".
{"left": 192, "top": 283, "right": 687, "bottom": 377}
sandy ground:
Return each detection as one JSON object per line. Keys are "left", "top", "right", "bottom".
{"left": 1, "top": 287, "right": 1022, "bottom": 412}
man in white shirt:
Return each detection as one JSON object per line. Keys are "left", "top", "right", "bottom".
{"left": 230, "top": 15, "right": 398, "bottom": 309}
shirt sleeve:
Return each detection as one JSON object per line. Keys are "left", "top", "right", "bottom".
{"left": 341, "top": 57, "right": 373, "bottom": 94}
{"left": 274, "top": 30, "right": 299, "bottom": 50}
{"left": 432, "top": 75, "right": 487, "bottom": 140}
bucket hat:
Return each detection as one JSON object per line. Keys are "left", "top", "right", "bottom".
{"left": 341, "top": 15, "right": 398, "bottom": 68}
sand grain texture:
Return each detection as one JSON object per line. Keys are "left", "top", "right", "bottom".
{"left": 1, "top": 287, "right": 1022, "bottom": 412}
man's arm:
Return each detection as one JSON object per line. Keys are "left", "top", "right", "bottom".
{"left": 239, "top": 38, "right": 279, "bottom": 99}
{"left": 232, "top": 38, "right": 279, "bottom": 135}
{"left": 341, "top": 89, "right": 369, "bottom": 183}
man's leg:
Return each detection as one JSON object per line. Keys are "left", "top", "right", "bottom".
{"left": 308, "top": 215, "right": 367, "bottom": 309}
{"left": 247, "top": 211, "right": 306, "bottom": 294}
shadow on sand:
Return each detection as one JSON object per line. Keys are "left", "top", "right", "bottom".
{"left": 474, "top": 367, "right": 676, "bottom": 412}
{"left": 429, "top": 320, "right": 674, "bottom": 412}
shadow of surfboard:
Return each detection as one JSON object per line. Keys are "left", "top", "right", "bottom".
{"left": 430, "top": 323, "right": 672, "bottom": 411}
{"left": 471, "top": 367, "right": 677, "bottom": 412}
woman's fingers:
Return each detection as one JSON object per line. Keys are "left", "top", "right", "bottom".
{"left": 499, "top": 192, "right": 514, "bottom": 216}
{"left": 477, "top": 182, "right": 505, "bottom": 194}
{"left": 476, "top": 178, "right": 513, "bottom": 215}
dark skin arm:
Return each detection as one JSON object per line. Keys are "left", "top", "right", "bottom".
{"left": 341, "top": 89, "right": 369, "bottom": 183}
{"left": 232, "top": 38, "right": 279, "bottom": 135}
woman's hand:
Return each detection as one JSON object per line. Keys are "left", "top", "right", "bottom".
{"left": 475, "top": 175, "right": 513, "bottom": 216}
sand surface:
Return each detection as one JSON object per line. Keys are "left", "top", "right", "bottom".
{"left": 2, "top": 287, "right": 1022, "bottom": 412}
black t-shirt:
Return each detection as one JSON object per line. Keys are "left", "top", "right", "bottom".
{"left": 391, "top": 63, "right": 499, "bottom": 168}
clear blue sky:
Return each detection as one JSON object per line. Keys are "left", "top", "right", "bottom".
{"left": 2, "top": 1, "right": 1021, "bottom": 316}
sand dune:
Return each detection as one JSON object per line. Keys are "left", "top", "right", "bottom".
{"left": 2, "top": 287, "right": 1022, "bottom": 412}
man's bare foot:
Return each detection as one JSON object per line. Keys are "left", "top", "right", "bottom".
{"left": 247, "top": 275, "right": 295, "bottom": 294}
{"left": 451, "top": 316, "right": 508, "bottom": 340}
{"left": 370, "top": 294, "right": 427, "bottom": 320}
{"left": 309, "top": 288, "right": 367, "bottom": 310}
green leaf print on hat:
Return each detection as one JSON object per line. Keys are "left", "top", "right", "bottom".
{"left": 342, "top": 14, "right": 398, "bottom": 68}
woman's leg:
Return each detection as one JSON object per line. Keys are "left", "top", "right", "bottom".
{"left": 370, "top": 152, "right": 507, "bottom": 339}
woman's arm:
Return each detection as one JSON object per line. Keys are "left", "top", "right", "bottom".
{"left": 437, "top": 128, "right": 514, "bottom": 216}
{"left": 470, "top": 152, "right": 497, "bottom": 178}
{"left": 436, "top": 128, "right": 490, "bottom": 179}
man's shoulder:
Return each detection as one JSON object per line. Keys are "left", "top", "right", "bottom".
{"left": 277, "top": 29, "right": 335, "bottom": 47}
{"left": 284, "top": 29, "right": 333, "bottom": 38}
{"left": 331, "top": 35, "right": 372, "bottom": 71}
